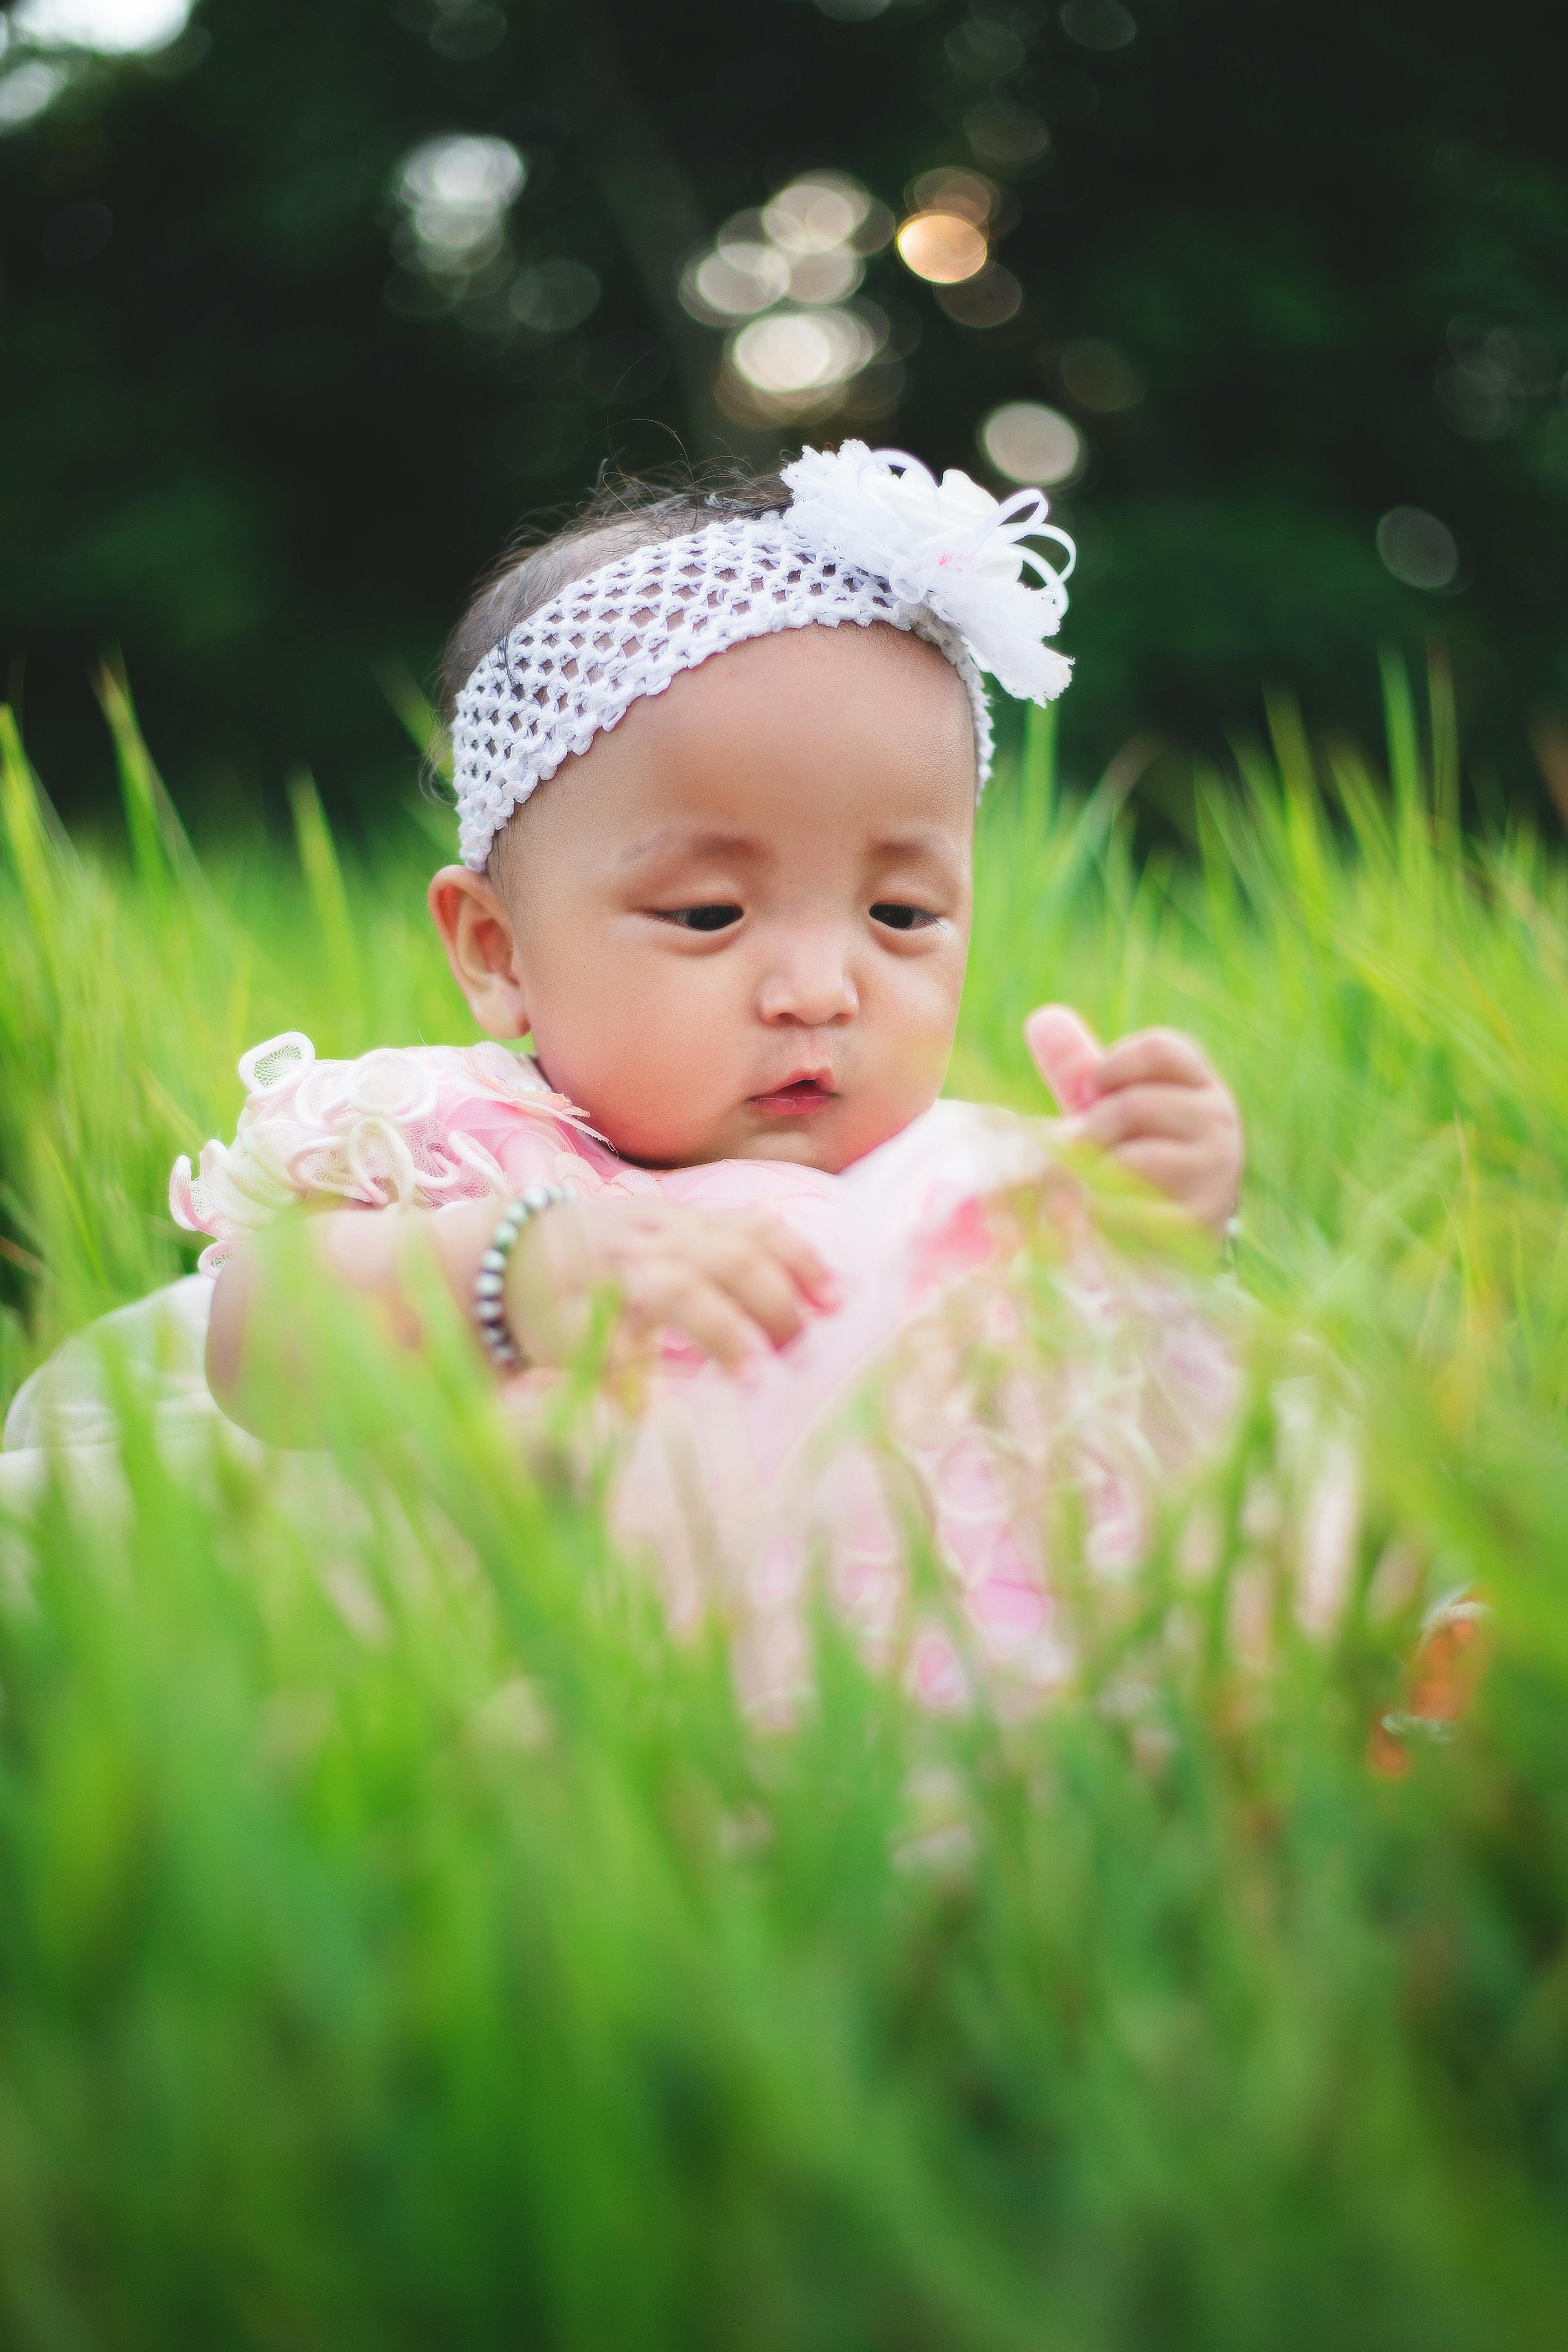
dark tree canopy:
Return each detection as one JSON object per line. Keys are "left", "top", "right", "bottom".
{"left": 2, "top": 0, "right": 1565, "bottom": 829}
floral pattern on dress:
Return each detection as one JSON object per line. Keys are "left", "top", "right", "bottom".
{"left": 170, "top": 1032, "right": 604, "bottom": 1272}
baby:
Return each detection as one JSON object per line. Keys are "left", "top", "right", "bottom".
{"left": 166, "top": 444, "right": 1244, "bottom": 1710}
{"left": 193, "top": 445, "right": 1241, "bottom": 1428}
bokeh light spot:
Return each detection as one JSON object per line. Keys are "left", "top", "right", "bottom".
{"left": 731, "top": 306, "right": 876, "bottom": 400}
{"left": 394, "top": 135, "right": 526, "bottom": 276}
{"left": 763, "top": 172, "right": 871, "bottom": 255}
{"left": 897, "top": 213, "right": 988, "bottom": 285}
{"left": 1434, "top": 365, "right": 1516, "bottom": 441}
{"left": 11, "top": 0, "right": 191, "bottom": 49}
{"left": 788, "top": 247, "right": 864, "bottom": 305}
{"left": 965, "top": 101, "right": 1050, "bottom": 165}
{"left": 1059, "top": 0, "right": 1137, "bottom": 50}
{"left": 980, "top": 401, "right": 1084, "bottom": 485}
{"left": 681, "top": 243, "right": 791, "bottom": 322}
{"left": 0, "top": 58, "right": 70, "bottom": 128}
{"left": 1434, "top": 316, "right": 1553, "bottom": 442}
{"left": 906, "top": 168, "right": 998, "bottom": 226}
{"left": 715, "top": 209, "right": 769, "bottom": 250}
{"left": 685, "top": 172, "right": 888, "bottom": 415}
{"left": 935, "top": 263, "right": 1023, "bottom": 329}
{"left": 1377, "top": 508, "right": 1461, "bottom": 591}
{"left": 1058, "top": 337, "right": 1145, "bottom": 410}
{"left": 945, "top": 17, "right": 1026, "bottom": 75}
{"left": 848, "top": 199, "right": 896, "bottom": 254}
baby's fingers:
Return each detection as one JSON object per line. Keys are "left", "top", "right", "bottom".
{"left": 1113, "top": 1139, "right": 1237, "bottom": 1230}
{"left": 689, "top": 1216, "right": 839, "bottom": 1348}
{"left": 1025, "top": 1004, "right": 1102, "bottom": 1114}
{"left": 695, "top": 1225, "right": 812, "bottom": 1350}
{"left": 745, "top": 1213, "right": 841, "bottom": 1313}
{"left": 620, "top": 1257, "right": 763, "bottom": 1374}
{"left": 1079, "top": 1082, "right": 1213, "bottom": 1149}
{"left": 1095, "top": 1027, "right": 1218, "bottom": 1094}
{"left": 1110, "top": 1139, "right": 1200, "bottom": 1198}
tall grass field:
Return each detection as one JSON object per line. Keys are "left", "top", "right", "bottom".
{"left": 1, "top": 667, "right": 1566, "bottom": 2349}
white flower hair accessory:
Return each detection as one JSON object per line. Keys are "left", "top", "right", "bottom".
{"left": 451, "top": 441, "right": 1075, "bottom": 870}
{"left": 778, "top": 441, "right": 1075, "bottom": 703}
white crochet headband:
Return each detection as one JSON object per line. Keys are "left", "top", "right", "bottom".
{"left": 452, "top": 440, "right": 1076, "bottom": 871}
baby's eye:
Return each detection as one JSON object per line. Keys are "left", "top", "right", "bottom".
{"left": 870, "top": 902, "right": 938, "bottom": 932}
{"left": 660, "top": 903, "right": 743, "bottom": 932}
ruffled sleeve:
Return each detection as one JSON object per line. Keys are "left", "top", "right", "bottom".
{"left": 170, "top": 1032, "right": 603, "bottom": 1274}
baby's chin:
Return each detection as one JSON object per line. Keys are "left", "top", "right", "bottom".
{"left": 609, "top": 1099, "right": 923, "bottom": 1176}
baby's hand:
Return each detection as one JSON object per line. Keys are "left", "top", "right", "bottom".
{"left": 1025, "top": 1004, "right": 1243, "bottom": 1235}
{"left": 504, "top": 1195, "right": 840, "bottom": 1377}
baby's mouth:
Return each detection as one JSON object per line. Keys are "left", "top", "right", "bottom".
{"left": 750, "top": 1074, "right": 836, "bottom": 1119}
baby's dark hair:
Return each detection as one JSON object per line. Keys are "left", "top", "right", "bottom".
{"left": 439, "top": 461, "right": 794, "bottom": 726}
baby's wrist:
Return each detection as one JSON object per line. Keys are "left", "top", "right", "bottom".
{"left": 485, "top": 1187, "right": 580, "bottom": 1371}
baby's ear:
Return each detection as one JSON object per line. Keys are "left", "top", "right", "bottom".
{"left": 427, "top": 866, "right": 530, "bottom": 1037}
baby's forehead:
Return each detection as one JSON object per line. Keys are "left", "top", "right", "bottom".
{"left": 624, "top": 611, "right": 976, "bottom": 740}
{"left": 494, "top": 623, "right": 975, "bottom": 887}
{"left": 630, "top": 608, "right": 966, "bottom": 739}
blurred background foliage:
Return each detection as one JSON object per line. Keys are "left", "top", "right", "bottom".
{"left": 2, "top": 0, "right": 1566, "bottom": 835}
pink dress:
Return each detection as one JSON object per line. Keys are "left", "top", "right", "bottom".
{"left": 170, "top": 1034, "right": 1237, "bottom": 1718}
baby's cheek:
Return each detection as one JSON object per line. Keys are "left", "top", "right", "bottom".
{"left": 867, "top": 1002, "right": 960, "bottom": 1133}
{"left": 580, "top": 1024, "right": 747, "bottom": 1165}
{"left": 906, "top": 1022, "right": 959, "bottom": 1098}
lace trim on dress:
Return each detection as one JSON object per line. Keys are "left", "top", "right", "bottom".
{"left": 169, "top": 1031, "right": 598, "bottom": 1274}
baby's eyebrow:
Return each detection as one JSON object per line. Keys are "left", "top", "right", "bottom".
{"left": 867, "top": 830, "right": 964, "bottom": 866}
{"left": 615, "top": 826, "right": 759, "bottom": 870}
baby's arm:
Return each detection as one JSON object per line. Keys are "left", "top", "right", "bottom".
{"left": 206, "top": 1194, "right": 837, "bottom": 1440}
{"left": 1025, "top": 1004, "right": 1243, "bottom": 1234}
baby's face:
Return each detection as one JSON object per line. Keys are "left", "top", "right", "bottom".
{"left": 436, "top": 622, "right": 977, "bottom": 1173}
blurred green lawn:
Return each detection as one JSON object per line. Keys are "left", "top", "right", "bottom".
{"left": 0, "top": 675, "right": 1566, "bottom": 2347}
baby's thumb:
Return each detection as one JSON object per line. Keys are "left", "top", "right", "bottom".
{"left": 1024, "top": 1003, "right": 1102, "bottom": 1115}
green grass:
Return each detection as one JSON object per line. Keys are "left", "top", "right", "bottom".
{"left": 1, "top": 671, "right": 1567, "bottom": 2348}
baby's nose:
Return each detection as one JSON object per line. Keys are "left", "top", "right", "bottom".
{"left": 757, "top": 939, "right": 858, "bottom": 1026}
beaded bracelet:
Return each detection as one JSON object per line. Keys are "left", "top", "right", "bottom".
{"left": 473, "top": 1182, "right": 576, "bottom": 1372}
